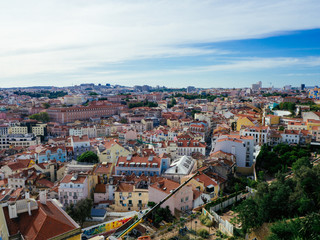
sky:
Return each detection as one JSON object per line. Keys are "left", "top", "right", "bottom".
{"left": 1, "top": 0, "right": 320, "bottom": 89}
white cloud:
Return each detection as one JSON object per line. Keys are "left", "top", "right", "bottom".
{"left": 0, "top": 0, "right": 320, "bottom": 85}
{"left": 69, "top": 57, "right": 320, "bottom": 81}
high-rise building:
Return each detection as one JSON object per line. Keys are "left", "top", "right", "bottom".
{"left": 251, "top": 81, "right": 262, "bottom": 91}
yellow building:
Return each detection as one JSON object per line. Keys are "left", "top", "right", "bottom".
{"left": 10, "top": 126, "right": 28, "bottom": 134}
{"left": 0, "top": 206, "right": 9, "bottom": 240}
{"left": 97, "top": 138, "right": 130, "bottom": 164}
{"left": 32, "top": 124, "right": 46, "bottom": 136}
{"left": 236, "top": 116, "right": 257, "bottom": 131}
{"left": 265, "top": 115, "right": 280, "bottom": 125}
{"left": 306, "top": 119, "right": 320, "bottom": 131}
{"left": 113, "top": 182, "right": 149, "bottom": 212}
{"left": 167, "top": 118, "right": 180, "bottom": 128}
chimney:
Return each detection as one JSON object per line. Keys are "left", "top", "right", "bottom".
{"left": 25, "top": 191, "right": 32, "bottom": 215}
{"left": 8, "top": 203, "right": 18, "bottom": 219}
{"left": 39, "top": 190, "right": 47, "bottom": 205}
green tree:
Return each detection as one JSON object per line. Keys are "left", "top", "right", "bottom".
{"left": 268, "top": 213, "right": 320, "bottom": 240}
{"left": 148, "top": 206, "right": 174, "bottom": 227}
{"left": 29, "top": 112, "right": 50, "bottom": 122}
{"left": 77, "top": 151, "right": 99, "bottom": 163}
{"left": 292, "top": 157, "right": 312, "bottom": 172}
{"left": 236, "top": 198, "right": 262, "bottom": 232}
{"left": 89, "top": 92, "right": 98, "bottom": 96}
{"left": 197, "top": 229, "right": 209, "bottom": 239}
{"left": 66, "top": 198, "right": 93, "bottom": 227}
{"left": 42, "top": 102, "right": 50, "bottom": 109}
{"left": 120, "top": 118, "right": 128, "bottom": 124}
{"left": 236, "top": 165, "right": 320, "bottom": 234}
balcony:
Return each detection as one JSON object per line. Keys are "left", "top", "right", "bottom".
{"left": 137, "top": 203, "right": 143, "bottom": 207}
{"left": 128, "top": 203, "right": 133, "bottom": 207}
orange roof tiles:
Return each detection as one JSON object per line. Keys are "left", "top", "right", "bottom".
{"left": 150, "top": 178, "right": 180, "bottom": 194}
{"left": 115, "top": 182, "right": 134, "bottom": 192}
{"left": 60, "top": 174, "right": 87, "bottom": 184}
{"left": 4, "top": 200, "right": 79, "bottom": 240}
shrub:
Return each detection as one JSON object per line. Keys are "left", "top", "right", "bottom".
{"left": 197, "top": 229, "right": 209, "bottom": 239}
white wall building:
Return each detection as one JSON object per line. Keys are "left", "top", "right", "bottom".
{"left": 213, "top": 135, "right": 254, "bottom": 168}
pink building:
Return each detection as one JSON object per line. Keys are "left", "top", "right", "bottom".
{"left": 118, "top": 129, "right": 137, "bottom": 144}
{"left": 149, "top": 179, "right": 193, "bottom": 214}
{"left": 47, "top": 101, "right": 126, "bottom": 123}
{"left": 94, "top": 183, "right": 108, "bottom": 204}
{"left": 0, "top": 112, "right": 7, "bottom": 119}
{"left": 58, "top": 173, "right": 88, "bottom": 207}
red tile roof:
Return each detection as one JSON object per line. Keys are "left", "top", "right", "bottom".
{"left": 115, "top": 182, "right": 134, "bottom": 192}
{"left": 60, "top": 174, "right": 87, "bottom": 184}
{"left": 4, "top": 200, "right": 79, "bottom": 240}
{"left": 150, "top": 178, "right": 180, "bottom": 194}
{"left": 94, "top": 183, "right": 106, "bottom": 193}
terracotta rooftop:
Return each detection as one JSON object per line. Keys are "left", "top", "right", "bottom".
{"left": 115, "top": 182, "right": 134, "bottom": 192}
{"left": 150, "top": 178, "right": 180, "bottom": 194}
{"left": 60, "top": 174, "right": 87, "bottom": 184}
{"left": 94, "top": 183, "right": 106, "bottom": 193}
{"left": 4, "top": 200, "right": 79, "bottom": 240}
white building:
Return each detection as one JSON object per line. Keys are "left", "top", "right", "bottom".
{"left": 176, "top": 140, "right": 206, "bottom": 156}
{"left": 240, "top": 126, "right": 270, "bottom": 146}
{"left": 163, "top": 155, "right": 196, "bottom": 182}
{"left": 70, "top": 135, "right": 91, "bottom": 158}
{"left": 58, "top": 173, "right": 89, "bottom": 207}
{"left": 69, "top": 126, "right": 97, "bottom": 138}
{"left": 213, "top": 135, "right": 254, "bottom": 168}
{"left": 281, "top": 130, "right": 300, "bottom": 144}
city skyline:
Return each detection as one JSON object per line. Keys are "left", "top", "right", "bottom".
{"left": 1, "top": 0, "right": 320, "bottom": 88}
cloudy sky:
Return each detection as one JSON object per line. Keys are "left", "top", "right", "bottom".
{"left": 1, "top": 0, "right": 320, "bottom": 88}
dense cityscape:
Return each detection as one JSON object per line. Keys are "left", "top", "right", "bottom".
{"left": 1, "top": 1, "right": 320, "bottom": 240}
{"left": 0, "top": 82, "right": 319, "bottom": 240}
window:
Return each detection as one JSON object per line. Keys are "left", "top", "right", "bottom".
{"left": 185, "top": 197, "right": 189, "bottom": 201}
{"left": 139, "top": 193, "right": 142, "bottom": 196}
{"left": 181, "top": 198, "right": 184, "bottom": 203}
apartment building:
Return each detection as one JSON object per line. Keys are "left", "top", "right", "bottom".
{"left": 240, "top": 126, "right": 270, "bottom": 146}
{"left": 149, "top": 179, "right": 193, "bottom": 214}
{"left": 213, "top": 135, "right": 255, "bottom": 168}
{"left": 113, "top": 181, "right": 149, "bottom": 211}
{"left": 58, "top": 174, "right": 89, "bottom": 207}
{"left": 97, "top": 138, "right": 131, "bottom": 164}
{"left": 47, "top": 101, "right": 125, "bottom": 123}
{"left": 115, "top": 155, "right": 170, "bottom": 176}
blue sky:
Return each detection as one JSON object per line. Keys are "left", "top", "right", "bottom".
{"left": 0, "top": 0, "right": 320, "bottom": 88}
